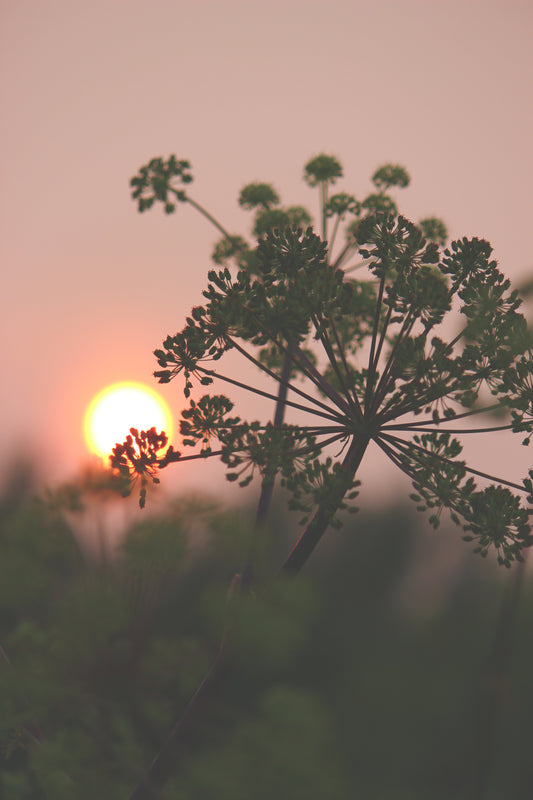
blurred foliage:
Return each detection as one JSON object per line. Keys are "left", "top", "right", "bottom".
{"left": 1, "top": 468, "right": 532, "bottom": 799}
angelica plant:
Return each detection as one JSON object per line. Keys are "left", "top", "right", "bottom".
{"left": 124, "top": 154, "right": 452, "bottom": 533}
{"left": 115, "top": 155, "right": 533, "bottom": 799}
{"left": 118, "top": 161, "right": 533, "bottom": 569}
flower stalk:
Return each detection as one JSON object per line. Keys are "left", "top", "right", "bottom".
{"left": 118, "top": 154, "right": 533, "bottom": 797}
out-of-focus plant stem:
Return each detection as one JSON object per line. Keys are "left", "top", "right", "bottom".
{"left": 472, "top": 554, "right": 528, "bottom": 800}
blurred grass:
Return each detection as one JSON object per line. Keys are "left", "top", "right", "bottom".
{"left": 1, "top": 466, "right": 532, "bottom": 799}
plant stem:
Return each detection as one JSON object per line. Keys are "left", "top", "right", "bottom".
{"left": 383, "top": 424, "right": 513, "bottom": 435}
{"left": 472, "top": 555, "right": 528, "bottom": 800}
{"left": 240, "top": 349, "right": 295, "bottom": 590}
{"left": 380, "top": 404, "right": 504, "bottom": 429}
{"left": 129, "top": 641, "right": 228, "bottom": 799}
{"left": 128, "top": 420, "right": 367, "bottom": 800}
{"left": 221, "top": 337, "right": 345, "bottom": 421}
{"left": 310, "top": 313, "right": 361, "bottom": 416}
{"left": 364, "top": 275, "right": 386, "bottom": 414}
{"left": 331, "top": 241, "right": 353, "bottom": 270}
{"left": 200, "top": 364, "right": 342, "bottom": 424}
{"left": 321, "top": 181, "right": 327, "bottom": 242}
{"left": 328, "top": 214, "right": 341, "bottom": 256}
{"left": 327, "top": 314, "right": 365, "bottom": 414}
{"left": 228, "top": 314, "right": 354, "bottom": 415}
{"left": 281, "top": 434, "right": 369, "bottom": 574}
{"left": 183, "top": 196, "right": 232, "bottom": 239}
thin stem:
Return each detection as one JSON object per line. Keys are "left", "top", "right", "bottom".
{"left": 129, "top": 641, "right": 228, "bottom": 799}
{"left": 374, "top": 434, "right": 468, "bottom": 531}
{"left": 181, "top": 195, "right": 232, "bottom": 240}
{"left": 198, "top": 365, "right": 345, "bottom": 425}
{"left": 310, "top": 313, "right": 360, "bottom": 417}
{"left": 328, "top": 214, "right": 341, "bottom": 256}
{"left": 232, "top": 312, "right": 355, "bottom": 415}
{"left": 377, "top": 360, "right": 501, "bottom": 425}
{"left": 447, "top": 328, "right": 465, "bottom": 351}
{"left": 226, "top": 424, "right": 346, "bottom": 435}
{"left": 242, "top": 348, "right": 295, "bottom": 589}
{"left": 331, "top": 241, "right": 353, "bottom": 270}
{"left": 225, "top": 332, "right": 353, "bottom": 419}
{"left": 327, "top": 314, "right": 364, "bottom": 416}
{"left": 380, "top": 404, "right": 505, "bottom": 429}
{"left": 381, "top": 432, "right": 527, "bottom": 494}
{"left": 382, "top": 424, "right": 513, "bottom": 435}
{"left": 225, "top": 336, "right": 345, "bottom": 421}
{"left": 321, "top": 181, "right": 327, "bottom": 242}
{"left": 272, "top": 350, "right": 293, "bottom": 428}
{"left": 160, "top": 448, "right": 222, "bottom": 466}
{"left": 253, "top": 348, "right": 293, "bottom": 518}
{"left": 370, "top": 292, "right": 402, "bottom": 382}
{"left": 290, "top": 341, "right": 355, "bottom": 416}
{"left": 369, "top": 310, "right": 417, "bottom": 416}
{"left": 374, "top": 434, "right": 414, "bottom": 478}
{"left": 364, "top": 276, "right": 386, "bottom": 414}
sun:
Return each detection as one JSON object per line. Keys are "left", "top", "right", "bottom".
{"left": 84, "top": 381, "right": 173, "bottom": 462}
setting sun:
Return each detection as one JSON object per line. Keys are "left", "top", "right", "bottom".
{"left": 84, "top": 381, "right": 173, "bottom": 461}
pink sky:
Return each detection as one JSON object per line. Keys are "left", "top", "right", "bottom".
{"left": 1, "top": 0, "right": 532, "bottom": 506}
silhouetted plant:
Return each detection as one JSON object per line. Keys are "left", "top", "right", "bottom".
{"left": 122, "top": 153, "right": 533, "bottom": 569}
{"left": 115, "top": 153, "right": 533, "bottom": 797}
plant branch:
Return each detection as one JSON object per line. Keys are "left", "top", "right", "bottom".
{"left": 328, "top": 214, "right": 342, "bottom": 256}
{"left": 310, "top": 312, "right": 362, "bottom": 417}
{"left": 379, "top": 404, "right": 505, "bottom": 429}
{"left": 381, "top": 432, "right": 527, "bottom": 494}
{"left": 280, "top": 434, "right": 369, "bottom": 574}
{"left": 289, "top": 340, "right": 355, "bottom": 417}
{"left": 327, "top": 313, "right": 365, "bottom": 415}
{"left": 330, "top": 241, "right": 354, "bottom": 270}
{"left": 129, "top": 640, "right": 228, "bottom": 799}
{"left": 382, "top": 424, "right": 513, "bottom": 435}
{"left": 369, "top": 310, "right": 417, "bottom": 416}
{"left": 364, "top": 276, "right": 386, "bottom": 414}
{"left": 377, "top": 360, "right": 503, "bottom": 425}
{"left": 225, "top": 336, "right": 345, "bottom": 421}
{"left": 178, "top": 194, "right": 232, "bottom": 239}
{"left": 242, "top": 349, "right": 295, "bottom": 589}
{"left": 199, "top": 365, "right": 344, "bottom": 425}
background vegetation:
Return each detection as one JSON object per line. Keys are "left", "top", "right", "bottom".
{"left": 1, "top": 466, "right": 532, "bottom": 799}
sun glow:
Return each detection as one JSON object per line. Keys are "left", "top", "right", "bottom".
{"left": 84, "top": 381, "right": 173, "bottom": 462}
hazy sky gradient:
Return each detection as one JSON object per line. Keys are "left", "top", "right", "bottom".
{"left": 2, "top": 0, "right": 532, "bottom": 503}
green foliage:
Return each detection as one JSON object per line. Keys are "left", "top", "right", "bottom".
{"left": 0, "top": 480, "right": 253, "bottom": 798}
{"left": 2, "top": 481, "right": 533, "bottom": 798}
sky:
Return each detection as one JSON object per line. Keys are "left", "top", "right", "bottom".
{"left": 1, "top": 0, "right": 533, "bottom": 508}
